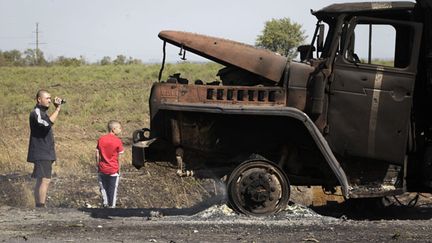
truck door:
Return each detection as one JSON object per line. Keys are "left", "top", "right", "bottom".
{"left": 327, "top": 17, "right": 422, "bottom": 165}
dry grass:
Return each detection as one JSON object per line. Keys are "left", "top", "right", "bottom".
{"left": 0, "top": 179, "right": 34, "bottom": 208}
{"left": 0, "top": 163, "right": 225, "bottom": 209}
{"left": 0, "top": 62, "right": 224, "bottom": 209}
{"left": 0, "top": 62, "right": 221, "bottom": 176}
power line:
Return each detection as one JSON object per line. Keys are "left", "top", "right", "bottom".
{"left": 0, "top": 36, "right": 33, "bottom": 39}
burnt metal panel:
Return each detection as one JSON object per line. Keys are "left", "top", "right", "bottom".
{"left": 286, "top": 62, "right": 315, "bottom": 111}
{"left": 153, "top": 83, "right": 287, "bottom": 107}
{"left": 158, "top": 30, "right": 288, "bottom": 83}
{"left": 328, "top": 60, "right": 415, "bottom": 164}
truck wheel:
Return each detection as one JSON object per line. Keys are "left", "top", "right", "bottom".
{"left": 227, "top": 159, "right": 290, "bottom": 216}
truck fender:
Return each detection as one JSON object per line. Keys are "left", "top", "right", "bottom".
{"left": 159, "top": 102, "right": 351, "bottom": 198}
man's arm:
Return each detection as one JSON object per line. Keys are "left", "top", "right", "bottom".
{"left": 49, "top": 97, "right": 62, "bottom": 123}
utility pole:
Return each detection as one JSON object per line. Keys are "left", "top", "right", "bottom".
{"left": 36, "top": 22, "right": 39, "bottom": 59}
{"left": 31, "top": 22, "right": 46, "bottom": 65}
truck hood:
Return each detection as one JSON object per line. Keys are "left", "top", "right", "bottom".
{"left": 158, "top": 30, "right": 288, "bottom": 83}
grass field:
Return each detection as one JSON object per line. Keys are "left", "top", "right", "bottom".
{"left": 0, "top": 62, "right": 222, "bottom": 175}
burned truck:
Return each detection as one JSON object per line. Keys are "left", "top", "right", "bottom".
{"left": 132, "top": 1, "right": 432, "bottom": 216}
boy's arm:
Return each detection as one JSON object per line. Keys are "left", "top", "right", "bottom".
{"left": 118, "top": 140, "right": 125, "bottom": 172}
{"left": 118, "top": 150, "right": 125, "bottom": 172}
{"left": 95, "top": 149, "right": 100, "bottom": 165}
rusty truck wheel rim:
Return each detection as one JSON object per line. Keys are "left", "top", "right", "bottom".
{"left": 227, "top": 160, "right": 290, "bottom": 216}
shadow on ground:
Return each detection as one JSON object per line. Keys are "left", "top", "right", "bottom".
{"left": 80, "top": 195, "right": 227, "bottom": 219}
{"left": 81, "top": 195, "right": 432, "bottom": 221}
{"left": 311, "top": 196, "right": 432, "bottom": 220}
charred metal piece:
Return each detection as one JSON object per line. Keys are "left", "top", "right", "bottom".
{"left": 175, "top": 147, "right": 194, "bottom": 177}
{"left": 158, "top": 30, "right": 288, "bottom": 83}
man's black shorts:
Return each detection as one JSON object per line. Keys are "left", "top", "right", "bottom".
{"left": 31, "top": 160, "right": 54, "bottom": 179}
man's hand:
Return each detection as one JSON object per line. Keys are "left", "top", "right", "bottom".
{"left": 53, "top": 97, "right": 63, "bottom": 109}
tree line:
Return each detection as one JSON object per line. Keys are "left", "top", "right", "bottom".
{"left": 0, "top": 49, "right": 142, "bottom": 67}
{"left": 1, "top": 18, "right": 305, "bottom": 67}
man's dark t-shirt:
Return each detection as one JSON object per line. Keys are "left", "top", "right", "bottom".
{"left": 27, "top": 104, "right": 56, "bottom": 162}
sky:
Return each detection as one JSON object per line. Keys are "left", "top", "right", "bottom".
{"left": 0, "top": 0, "right": 410, "bottom": 63}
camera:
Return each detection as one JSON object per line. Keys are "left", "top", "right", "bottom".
{"left": 54, "top": 97, "right": 66, "bottom": 105}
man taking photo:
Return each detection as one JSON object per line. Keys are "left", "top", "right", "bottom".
{"left": 27, "top": 89, "right": 63, "bottom": 208}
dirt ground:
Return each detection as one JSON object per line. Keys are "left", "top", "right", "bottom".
{"left": 2, "top": 202, "right": 432, "bottom": 242}
{"left": 2, "top": 163, "right": 432, "bottom": 242}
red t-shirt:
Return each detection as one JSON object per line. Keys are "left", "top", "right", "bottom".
{"left": 97, "top": 133, "right": 124, "bottom": 175}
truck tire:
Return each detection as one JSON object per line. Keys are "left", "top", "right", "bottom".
{"left": 227, "top": 159, "right": 290, "bottom": 216}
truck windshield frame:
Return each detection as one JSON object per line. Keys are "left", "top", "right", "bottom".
{"left": 341, "top": 16, "right": 422, "bottom": 71}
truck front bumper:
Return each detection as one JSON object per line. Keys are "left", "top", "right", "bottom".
{"left": 132, "top": 137, "right": 175, "bottom": 169}
{"left": 132, "top": 138, "right": 157, "bottom": 169}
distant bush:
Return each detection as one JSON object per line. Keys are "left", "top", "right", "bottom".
{"left": 52, "top": 56, "right": 87, "bottom": 67}
{"left": 100, "top": 56, "right": 112, "bottom": 65}
{"left": 0, "top": 49, "right": 47, "bottom": 66}
{"left": 0, "top": 49, "right": 144, "bottom": 67}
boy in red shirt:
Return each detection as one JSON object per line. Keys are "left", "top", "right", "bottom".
{"left": 96, "top": 120, "right": 124, "bottom": 208}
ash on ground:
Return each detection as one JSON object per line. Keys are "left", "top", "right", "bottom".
{"left": 172, "top": 201, "right": 325, "bottom": 222}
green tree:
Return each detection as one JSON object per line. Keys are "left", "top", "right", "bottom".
{"left": 113, "top": 55, "right": 126, "bottom": 65}
{"left": 54, "top": 56, "right": 83, "bottom": 67}
{"left": 256, "top": 18, "right": 306, "bottom": 60}
{"left": 126, "top": 56, "right": 142, "bottom": 65}
{"left": 1, "top": 49, "right": 23, "bottom": 66}
{"left": 0, "top": 51, "right": 6, "bottom": 66}
{"left": 23, "top": 49, "right": 47, "bottom": 66}
{"left": 100, "top": 56, "right": 112, "bottom": 65}
{"left": 79, "top": 55, "right": 87, "bottom": 65}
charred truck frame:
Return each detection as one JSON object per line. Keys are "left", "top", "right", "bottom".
{"left": 132, "top": 1, "right": 432, "bottom": 216}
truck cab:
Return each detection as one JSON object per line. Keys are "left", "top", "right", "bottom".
{"left": 132, "top": 1, "right": 432, "bottom": 216}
